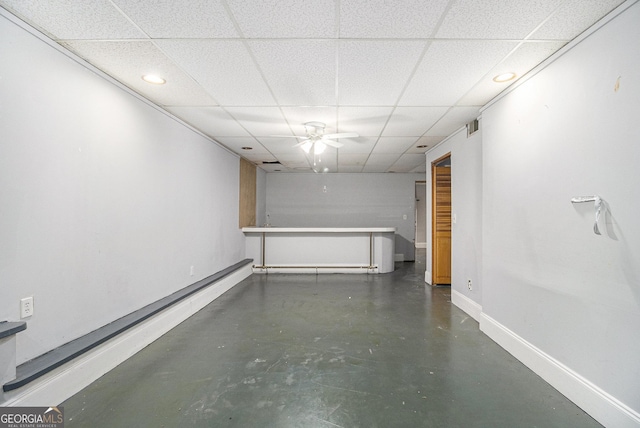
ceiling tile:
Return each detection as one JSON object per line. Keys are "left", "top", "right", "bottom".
{"left": 214, "top": 137, "right": 270, "bottom": 154}
{"left": 339, "top": 0, "right": 449, "bottom": 38}
{"left": 165, "top": 106, "right": 251, "bottom": 137}
{"left": 389, "top": 154, "right": 427, "bottom": 172}
{"left": 382, "top": 107, "right": 449, "bottom": 137}
{"left": 405, "top": 136, "right": 445, "bottom": 153}
{"left": 372, "top": 137, "right": 418, "bottom": 154}
{"left": 280, "top": 107, "right": 338, "bottom": 136}
{"left": 338, "top": 40, "right": 426, "bottom": 105}
{"left": 248, "top": 40, "right": 337, "bottom": 106}
{"left": 155, "top": 40, "right": 275, "bottom": 106}
{"left": 436, "top": 0, "right": 558, "bottom": 39}
{"left": 336, "top": 137, "right": 377, "bottom": 154}
{"left": 425, "top": 107, "right": 480, "bottom": 136}
{"left": 113, "top": 0, "right": 238, "bottom": 38}
{"left": 399, "top": 40, "right": 518, "bottom": 106}
{"left": 365, "top": 154, "right": 401, "bottom": 166}
{"left": 337, "top": 107, "right": 394, "bottom": 136}
{"left": 530, "top": 0, "right": 625, "bottom": 40}
{"left": 338, "top": 153, "right": 369, "bottom": 166}
{"left": 338, "top": 165, "right": 365, "bottom": 173}
{"left": 226, "top": 0, "right": 336, "bottom": 38}
{"left": 0, "top": 0, "right": 146, "bottom": 40}
{"left": 459, "top": 41, "right": 566, "bottom": 105}
{"left": 257, "top": 137, "right": 304, "bottom": 155}
{"left": 225, "top": 107, "right": 292, "bottom": 136}
{"left": 61, "top": 41, "right": 216, "bottom": 106}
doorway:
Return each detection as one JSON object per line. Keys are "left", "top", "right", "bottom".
{"left": 431, "top": 154, "right": 451, "bottom": 285}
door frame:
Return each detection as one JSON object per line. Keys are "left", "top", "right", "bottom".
{"left": 431, "top": 153, "right": 451, "bottom": 285}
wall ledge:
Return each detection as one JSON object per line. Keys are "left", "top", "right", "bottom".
{"left": 1, "top": 261, "right": 253, "bottom": 406}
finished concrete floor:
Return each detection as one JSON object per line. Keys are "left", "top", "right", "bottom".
{"left": 62, "top": 255, "right": 601, "bottom": 427}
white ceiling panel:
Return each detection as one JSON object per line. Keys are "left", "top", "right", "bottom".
{"left": 165, "top": 106, "right": 251, "bottom": 137}
{"left": 249, "top": 40, "right": 337, "bottom": 106}
{"left": 425, "top": 107, "right": 481, "bottom": 137}
{"left": 280, "top": 107, "right": 338, "bottom": 136}
{"left": 338, "top": 154, "right": 369, "bottom": 169}
{"left": 400, "top": 40, "right": 518, "bottom": 106}
{"left": 334, "top": 137, "right": 377, "bottom": 154}
{"left": 382, "top": 107, "right": 449, "bottom": 137}
{"left": 62, "top": 41, "right": 216, "bottom": 106}
{"left": 226, "top": 0, "right": 336, "bottom": 38}
{"left": 225, "top": 107, "right": 292, "bottom": 136}
{"left": 257, "top": 137, "right": 304, "bottom": 155}
{"left": 155, "top": 40, "right": 275, "bottom": 106}
{"left": 372, "top": 137, "right": 418, "bottom": 154}
{"left": 405, "top": 136, "right": 446, "bottom": 154}
{"left": 113, "top": 0, "right": 238, "bottom": 38}
{"left": 337, "top": 107, "right": 394, "bottom": 136}
{"left": 389, "top": 154, "right": 428, "bottom": 172}
{"left": 459, "top": 41, "right": 566, "bottom": 106}
{"left": 530, "top": 0, "right": 625, "bottom": 40}
{"left": 0, "top": 0, "right": 146, "bottom": 40}
{"left": 0, "top": 0, "right": 622, "bottom": 174}
{"left": 339, "top": 0, "right": 449, "bottom": 39}
{"left": 338, "top": 40, "right": 426, "bottom": 105}
{"left": 213, "top": 137, "right": 270, "bottom": 154}
{"left": 436, "top": 0, "right": 559, "bottom": 39}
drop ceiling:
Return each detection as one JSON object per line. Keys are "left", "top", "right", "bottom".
{"left": 0, "top": 0, "right": 625, "bottom": 173}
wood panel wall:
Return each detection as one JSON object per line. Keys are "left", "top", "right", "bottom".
{"left": 239, "top": 158, "right": 256, "bottom": 228}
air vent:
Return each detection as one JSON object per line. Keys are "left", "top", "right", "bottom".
{"left": 467, "top": 119, "right": 479, "bottom": 137}
{"left": 261, "top": 160, "right": 281, "bottom": 165}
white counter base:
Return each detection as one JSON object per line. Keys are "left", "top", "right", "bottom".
{"left": 242, "top": 227, "right": 396, "bottom": 274}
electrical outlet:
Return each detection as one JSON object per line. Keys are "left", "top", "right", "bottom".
{"left": 20, "top": 296, "right": 34, "bottom": 318}
{"left": 190, "top": 266, "right": 195, "bottom": 276}
{"left": 467, "top": 279, "right": 473, "bottom": 291}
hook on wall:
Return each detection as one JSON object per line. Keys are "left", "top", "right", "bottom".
{"left": 571, "top": 195, "right": 608, "bottom": 235}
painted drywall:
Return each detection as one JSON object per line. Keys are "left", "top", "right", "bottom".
{"left": 414, "top": 182, "right": 427, "bottom": 247}
{"left": 481, "top": 1, "right": 640, "bottom": 421}
{"left": 450, "top": 128, "right": 483, "bottom": 306}
{"left": 256, "top": 168, "right": 267, "bottom": 226}
{"left": 0, "top": 13, "right": 245, "bottom": 364}
{"left": 265, "top": 173, "right": 424, "bottom": 261}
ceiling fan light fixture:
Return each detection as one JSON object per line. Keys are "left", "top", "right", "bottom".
{"left": 300, "top": 141, "right": 313, "bottom": 154}
{"left": 314, "top": 141, "right": 327, "bottom": 155}
{"left": 493, "top": 72, "right": 516, "bottom": 83}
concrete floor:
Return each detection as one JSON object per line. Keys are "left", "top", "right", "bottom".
{"left": 62, "top": 254, "right": 601, "bottom": 427}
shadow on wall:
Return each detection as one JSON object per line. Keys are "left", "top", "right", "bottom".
{"left": 395, "top": 235, "right": 415, "bottom": 262}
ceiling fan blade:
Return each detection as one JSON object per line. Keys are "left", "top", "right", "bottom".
{"left": 323, "top": 132, "right": 358, "bottom": 139}
{"left": 292, "top": 139, "right": 311, "bottom": 148}
{"left": 321, "top": 139, "right": 344, "bottom": 148}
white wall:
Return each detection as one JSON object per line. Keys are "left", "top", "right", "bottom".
{"left": 479, "top": 2, "right": 640, "bottom": 425}
{"left": 256, "top": 167, "right": 267, "bottom": 226}
{"left": 0, "top": 13, "right": 245, "bottom": 364}
{"left": 266, "top": 173, "right": 424, "bottom": 261}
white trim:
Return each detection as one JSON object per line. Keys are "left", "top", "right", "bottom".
{"left": 415, "top": 242, "right": 427, "bottom": 249}
{"left": 1, "top": 265, "right": 252, "bottom": 407}
{"left": 451, "top": 290, "right": 482, "bottom": 322}
{"left": 479, "top": 313, "right": 640, "bottom": 428}
{"left": 424, "top": 271, "right": 432, "bottom": 284}
{"left": 394, "top": 253, "right": 405, "bottom": 262}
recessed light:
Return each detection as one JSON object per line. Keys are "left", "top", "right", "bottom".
{"left": 493, "top": 72, "right": 516, "bottom": 83}
{"left": 241, "top": 147, "right": 253, "bottom": 150}
{"left": 142, "top": 74, "right": 166, "bottom": 85}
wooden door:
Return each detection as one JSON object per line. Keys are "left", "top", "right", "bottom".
{"left": 432, "top": 165, "right": 451, "bottom": 284}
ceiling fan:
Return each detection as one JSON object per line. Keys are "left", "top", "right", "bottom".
{"left": 276, "top": 122, "right": 358, "bottom": 154}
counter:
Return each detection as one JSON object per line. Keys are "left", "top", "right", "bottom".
{"left": 242, "top": 227, "right": 396, "bottom": 274}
